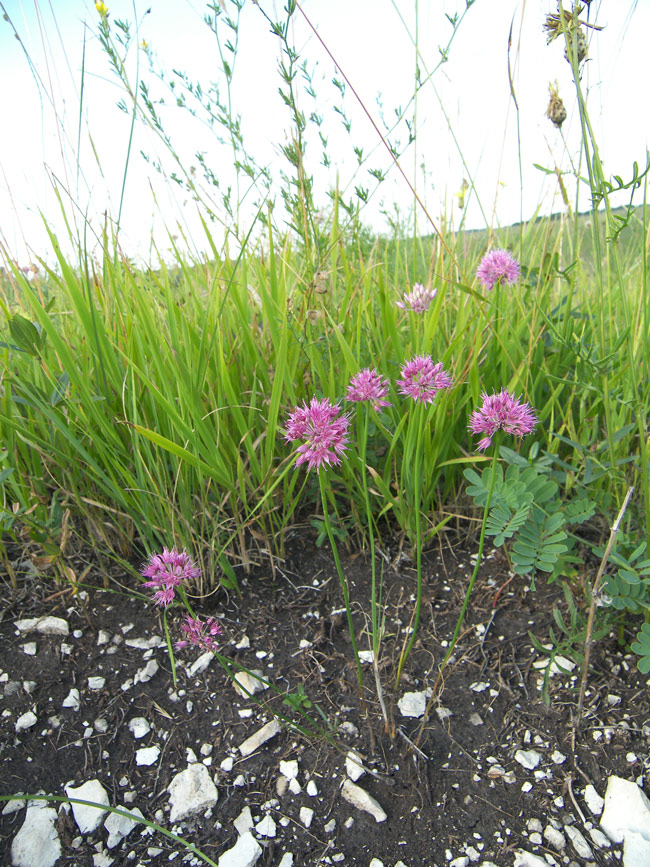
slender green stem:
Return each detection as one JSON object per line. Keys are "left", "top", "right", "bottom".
{"left": 415, "top": 442, "right": 500, "bottom": 747}
{"left": 318, "top": 473, "right": 365, "bottom": 699}
{"left": 395, "top": 401, "right": 425, "bottom": 687}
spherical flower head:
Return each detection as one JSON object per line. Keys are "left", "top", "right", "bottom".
{"left": 141, "top": 547, "right": 200, "bottom": 607}
{"left": 346, "top": 368, "right": 392, "bottom": 410}
{"left": 284, "top": 397, "right": 351, "bottom": 473}
{"left": 397, "top": 355, "right": 452, "bottom": 404}
{"left": 469, "top": 389, "right": 538, "bottom": 451}
{"left": 476, "top": 249, "right": 520, "bottom": 292}
{"left": 396, "top": 283, "right": 437, "bottom": 313}
{"left": 175, "top": 615, "right": 222, "bottom": 653}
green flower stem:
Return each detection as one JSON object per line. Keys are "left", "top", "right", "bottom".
{"left": 357, "top": 407, "right": 390, "bottom": 731}
{"left": 395, "top": 400, "right": 426, "bottom": 687}
{"left": 415, "top": 441, "right": 500, "bottom": 745}
{"left": 318, "top": 473, "right": 365, "bottom": 702}
{"left": 357, "top": 410, "right": 379, "bottom": 651}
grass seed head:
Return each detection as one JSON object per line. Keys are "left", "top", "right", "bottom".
{"left": 546, "top": 82, "right": 567, "bottom": 129}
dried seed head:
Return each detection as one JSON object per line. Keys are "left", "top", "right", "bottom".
{"left": 546, "top": 82, "right": 567, "bottom": 129}
{"left": 312, "top": 270, "right": 329, "bottom": 294}
{"left": 564, "top": 25, "right": 588, "bottom": 65}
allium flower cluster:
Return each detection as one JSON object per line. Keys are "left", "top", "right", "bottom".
{"left": 397, "top": 355, "right": 452, "bottom": 404}
{"left": 141, "top": 547, "right": 200, "bottom": 607}
{"left": 476, "top": 249, "right": 520, "bottom": 292}
{"left": 285, "top": 397, "right": 351, "bottom": 473}
{"left": 469, "top": 389, "right": 538, "bottom": 451}
{"left": 396, "top": 283, "right": 437, "bottom": 313}
{"left": 346, "top": 368, "right": 392, "bottom": 411}
{"left": 176, "top": 615, "right": 222, "bottom": 653}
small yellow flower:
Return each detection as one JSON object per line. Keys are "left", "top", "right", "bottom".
{"left": 140, "top": 39, "right": 149, "bottom": 49}
{"left": 95, "top": 2, "right": 109, "bottom": 16}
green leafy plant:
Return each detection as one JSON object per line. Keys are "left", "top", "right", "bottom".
{"left": 464, "top": 443, "right": 596, "bottom": 586}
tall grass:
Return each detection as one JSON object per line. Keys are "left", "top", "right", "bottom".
{"left": 1, "top": 0, "right": 648, "bottom": 598}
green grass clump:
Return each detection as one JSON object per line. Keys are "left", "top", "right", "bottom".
{"left": 0, "top": 0, "right": 648, "bottom": 600}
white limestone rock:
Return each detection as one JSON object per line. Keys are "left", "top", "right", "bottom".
{"left": 397, "top": 690, "right": 430, "bottom": 719}
{"left": 255, "top": 815, "right": 276, "bottom": 838}
{"left": 104, "top": 806, "right": 144, "bottom": 848}
{"left": 514, "top": 852, "right": 548, "bottom": 867}
{"left": 584, "top": 783, "right": 605, "bottom": 817}
{"left": 187, "top": 651, "right": 214, "bottom": 677}
{"left": 124, "top": 635, "right": 162, "bottom": 649}
{"left": 217, "top": 831, "right": 262, "bottom": 867}
{"left": 135, "top": 746, "right": 160, "bottom": 766}
{"left": 15, "top": 616, "right": 69, "bottom": 636}
{"left": 514, "top": 749, "right": 541, "bottom": 770}
{"left": 3, "top": 797, "right": 26, "bottom": 816}
{"left": 299, "top": 807, "right": 314, "bottom": 828}
{"left": 345, "top": 751, "right": 365, "bottom": 781}
{"left": 128, "top": 717, "right": 151, "bottom": 739}
{"left": 133, "top": 659, "right": 158, "bottom": 685}
{"left": 238, "top": 719, "right": 281, "bottom": 757}
{"left": 234, "top": 806, "right": 254, "bottom": 835}
{"left": 624, "top": 829, "right": 650, "bottom": 867}
{"left": 11, "top": 802, "right": 61, "bottom": 867}
{"left": 564, "top": 824, "right": 593, "bottom": 859}
{"left": 340, "top": 780, "right": 387, "bottom": 823}
{"left": 233, "top": 670, "right": 269, "bottom": 697}
{"left": 65, "top": 779, "right": 110, "bottom": 834}
{"left": 543, "top": 825, "right": 566, "bottom": 851}
{"left": 600, "top": 775, "right": 650, "bottom": 845}
{"left": 279, "top": 760, "right": 299, "bottom": 780}
{"left": 167, "top": 764, "right": 218, "bottom": 823}
{"left": 15, "top": 711, "right": 37, "bottom": 732}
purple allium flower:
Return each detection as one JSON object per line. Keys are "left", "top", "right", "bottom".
{"left": 396, "top": 283, "right": 437, "bottom": 313}
{"left": 175, "top": 615, "right": 222, "bottom": 653}
{"left": 476, "top": 249, "right": 520, "bottom": 292}
{"left": 346, "top": 368, "right": 392, "bottom": 410}
{"left": 397, "top": 355, "right": 452, "bottom": 404}
{"left": 284, "top": 397, "right": 351, "bottom": 473}
{"left": 469, "top": 389, "right": 538, "bottom": 451}
{"left": 141, "top": 547, "right": 200, "bottom": 607}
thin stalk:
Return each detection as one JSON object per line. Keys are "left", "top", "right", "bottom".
{"left": 395, "top": 401, "right": 425, "bottom": 687}
{"left": 415, "top": 443, "right": 500, "bottom": 746}
{"left": 576, "top": 485, "right": 634, "bottom": 723}
{"left": 357, "top": 407, "right": 389, "bottom": 732}
{"left": 318, "top": 474, "right": 365, "bottom": 707}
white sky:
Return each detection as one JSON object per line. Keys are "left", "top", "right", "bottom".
{"left": 0, "top": 0, "right": 647, "bottom": 266}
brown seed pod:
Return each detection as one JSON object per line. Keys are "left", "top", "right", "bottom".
{"left": 564, "top": 25, "right": 588, "bottom": 65}
{"left": 546, "top": 82, "right": 567, "bottom": 129}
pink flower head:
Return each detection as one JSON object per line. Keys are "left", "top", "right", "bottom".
{"left": 469, "top": 389, "right": 538, "bottom": 450}
{"left": 476, "top": 249, "right": 520, "bottom": 292}
{"left": 346, "top": 368, "right": 392, "bottom": 410}
{"left": 141, "top": 547, "right": 200, "bottom": 607}
{"left": 284, "top": 397, "right": 351, "bottom": 473}
{"left": 396, "top": 283, "right": 437, "bottom": 313}
{"left": 397, "top": 355, "right": 452, "bottom": 404}
{"left": 175, "top": 615, "right": 222, "bottom": 653}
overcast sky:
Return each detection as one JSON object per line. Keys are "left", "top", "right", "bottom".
{"left": 0, "top": 0, "right": 647, "bottom": 265}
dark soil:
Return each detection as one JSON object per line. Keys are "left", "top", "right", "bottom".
{"left": 2, "top": 528, "right": 649, "bottom": 866}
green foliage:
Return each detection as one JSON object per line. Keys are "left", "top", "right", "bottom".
{"left": 602, "top": 541, "right": 650, "bottom": 614}
{"left": 630, "top": 623, "right": 650, "bottom": 674}
{"left": 464, "top": 445, "right": 596, "bottom": 584}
